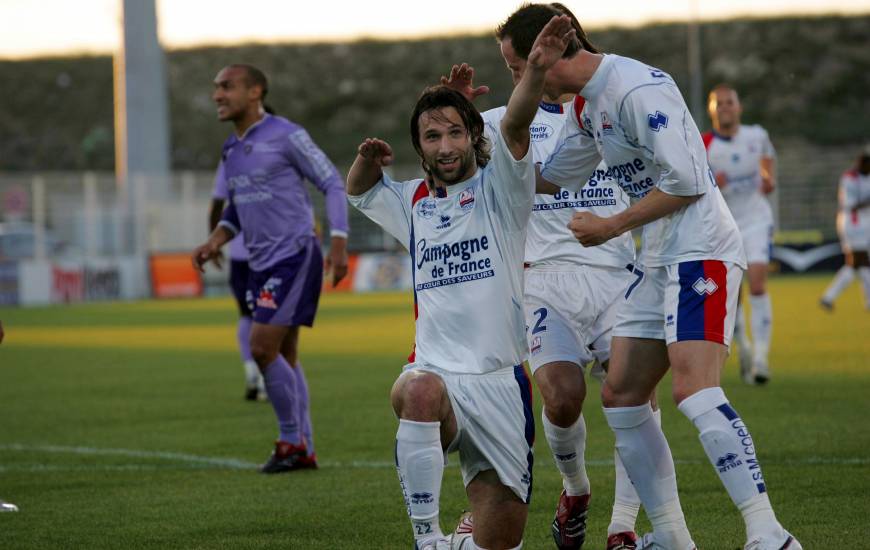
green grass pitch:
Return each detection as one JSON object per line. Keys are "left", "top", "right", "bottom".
{"left": 0, "top": 274, "right": 868, "bottom": 548}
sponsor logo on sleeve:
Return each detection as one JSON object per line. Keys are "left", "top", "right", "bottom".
{"left": 529, "top": 122, "right": 554, "bottom": 142}
{"left": 417, "top": 198, "right": 436, "bottom": 219}
{"left": 648, "top": 111, "right": 669, "bottom": 132}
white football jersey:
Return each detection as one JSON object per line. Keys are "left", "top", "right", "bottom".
{"left": 704, "top": 125, "right": 775, "bottom": 229}
{"left": 483, "top": 102, "right": 635, "bottom": 269}
{"left": 348, "top": 124, "right": 534, "bottom": 374}
{"left": 838, "top": 169, "right": 870, "bottom": 231}
{"left": 541, "top": 54, "right": 746, "bottom": 269}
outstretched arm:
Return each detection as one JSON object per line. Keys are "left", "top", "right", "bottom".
{"left": 347, "top": 138, "right": 394, "bottom": 196}
{"left": 501, "top": 15, "right": 576, "bottom": 160}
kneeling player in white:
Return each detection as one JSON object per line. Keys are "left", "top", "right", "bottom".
{"left": 499, "top": 5, "right": 802, "bottom": 550}
{"left": 347, "top": 16, "right": 575, "bottom": 550}
{"left": 821, "top": 146, "right": 870, "bottom": 310}
{"left": 705, "top": 85, "right": 777, "bottom": 384}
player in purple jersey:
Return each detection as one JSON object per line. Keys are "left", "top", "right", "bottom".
{"left": 193, "top": 64, "right": 350, "bottom": 473}
{"left": 209, "top": 165, "right": 264, "bottom": 401}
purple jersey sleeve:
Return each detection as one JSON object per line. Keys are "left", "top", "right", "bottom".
{"left": 218, "top": 199, "right": 240, "bottom": 236}
{"left": 212, "top": 161, "right": 228, "bottom": 199}
{"left": 286, "top": 128, "right": 350, "bottom": 238}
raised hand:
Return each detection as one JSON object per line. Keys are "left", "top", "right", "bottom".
{"left": 527, "top": 14, "right": 577, "bottom": 71}
{"left": 357, "top": 138, "right": 394, "bottom": 167}
{"left": 440, "top": 63, "right": 490, "bottom": 102}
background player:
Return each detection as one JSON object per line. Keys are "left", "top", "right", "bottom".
{"left": 500, "top": 4, "right": 801, "bottom": 549}
{"left": 705, "top": 85, "right": 777, "bottom": 384}
{"left": 0, "top": 320, "right": 18, "bottom": 513}
{"left": 347, "top": 16, "right": 575, "bottom": 550}
{"left": 209, "top": 165, "right": 264, "bottom": 401}
{"left": 821, "top": 146, "right": 870, "bottom": 310}
{"left": 192, "top": 64, "right": 349, "bottom": 473}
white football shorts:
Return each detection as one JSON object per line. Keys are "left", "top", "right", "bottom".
{"left": 403, "top": 363, "right": 535, "bottom": 504}
{"left": 740, "top": 223, "right": 774, "bottom": 265}
{"left": 612, "top": 260, "right": 742, "bottom": 346}
{"left": 523, "top": 264, "right": 635, "bottom": 373}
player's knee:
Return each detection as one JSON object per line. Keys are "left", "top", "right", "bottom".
{"left": 391, "top": 371, "right": 445, "bottom": 421}
{"left": 541, "top": 386, "right": 583, "bottom": 425}
{"left": 249, "top": 343, "right": 277, "bottom": 370}
{"left": 600, "top": 380, "right": 622, "bottom": 408}
{"left": 749, "top": 282, "right": 766, "bottom": 296}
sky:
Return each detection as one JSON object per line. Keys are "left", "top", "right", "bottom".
{"left": 2, "top": 0, "right": 868, "bottom": 59}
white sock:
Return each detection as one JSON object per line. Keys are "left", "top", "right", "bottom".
{"left": 542, "top": 410, "right": 590, "bottom": 496}
{"left": 858, "top": 267, "right": 870, "bottom": 308}
{"left": 244, "top": 359, "right": 260, "bottom": 387}
{"left": 604, "top": 404, "right": 692, "bottom": 547}
{"left": 608, "top": 408, "right": 661, "bottom": 535}
{"left": 734, "top": 302, "right": 751, "bottom": 350}
{"left": 677, "top": 387, "right": 782, "bottom": 541}
{"left": 748, "top": 293, "right": 772, "bottom": 365}
{"left": 396, "top": 419, "right": 445, "bottom": 545}
{"left": 469, "top": 543, "right": 521, "bottom": 550}
{"left": 823, "top": 265, "right": 855, "bottom": 303}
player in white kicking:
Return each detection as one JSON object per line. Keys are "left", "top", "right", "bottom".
{"left": 347, "top": 15, "right": 575, "bottom": 550}
{"left": 705, "top": 84, "right": 777, "bottom": 384}
{"left": 821, "top": 146, "right": 870, "bottom": 310}
{"left": 498, "top": 4, "right": 801, "bottom": 550}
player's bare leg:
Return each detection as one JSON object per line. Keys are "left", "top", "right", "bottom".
{"left": 602, "top": 337, "right": 694, "bottom": 549}
{"left": 821, "top": 251, "right": 862, "bottom": 310}
{"left": 733, "top": 288, "right": 755, "bottom": 384}
{"left": 465, "top": 469, "right": 528, "bottom": 550}
{"left": 746, "top": 263, "right": 773, "bottom": 383}
{"left": 250, "top": 323, "right": 308, "bottom": 472}
{"left": 391, "top": 370, "right": 458, "bottom": 549}
{"left": 670, "top": 340, "right": 795, "bottom": 548}
{"left": 852, "top": 251, "right": 870, "bottom": 309}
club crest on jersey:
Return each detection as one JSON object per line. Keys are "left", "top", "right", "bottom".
{"left": 417, "top": 198, "right": 436, "bottom": 219}
{"left": 600, "top": 112, "right": 614, "bottom": 134}
{"left": 256, "top": 277, "right": 282, "bottom": 309}
{"left": 529, "top": 123, "right": 554, "bottom": 142}
{"left": 530, "top": 336, "right": 542, "bottom": 355}
{"left": 648, "top": 111, "right": 669, "bottom": 132}
{"left": 459, "top": 189, "right": 475, "bottom": 210}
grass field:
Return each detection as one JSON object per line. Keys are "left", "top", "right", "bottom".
{"left": 0, "top": 274, "right": 868, "bottom": 549}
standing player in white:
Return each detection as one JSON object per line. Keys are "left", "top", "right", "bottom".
{"left": 448, "top": 17, "right": 649, "bottom": 544}
{"left": 347, "top": 16, "right": 576, "bottom": 550}
{"left": 821, "top": 146, "right": 870, "bottom": 310}
{"left": 705, "top": 85, "right": 777, "bottom": 384}
{"left": 498, "top": 5, "right": 801, "bottom": 550}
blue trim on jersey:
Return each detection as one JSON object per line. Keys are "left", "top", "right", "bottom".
{"left": 513, "top": 364, "right": 535, "bottom": 504}
{"left": 677, "top": 261, "right": 706, "bottom": 341}
{"left": 539, "top": 101, "right": 564, "bottom": 114}
{"left": 716, "top": 403, "right": 739, "bottom": 421}
{"left": 712, "top": 129, "right": 733, "bottom": 142}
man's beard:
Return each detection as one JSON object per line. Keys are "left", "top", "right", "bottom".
{"left": 427, "top": 149, "right": 476, "bottom": 185}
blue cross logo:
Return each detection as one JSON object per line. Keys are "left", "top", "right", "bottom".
{"left": 648, "top": 111, "right": 668, "bottom": 132}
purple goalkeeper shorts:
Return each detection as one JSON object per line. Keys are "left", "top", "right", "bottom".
{"left": 246, "top": 241, "right": 323, "bottom": 327}
{"left": 229, "top": 259, "right": 252, "bottom": 317}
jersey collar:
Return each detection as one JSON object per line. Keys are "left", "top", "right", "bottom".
{"left": 580, "top": 54, "right": 615, "bottom": 100}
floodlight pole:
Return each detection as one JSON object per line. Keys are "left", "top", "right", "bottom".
{"left": 114, "top": 0, "right": 171, "bottom": 255}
